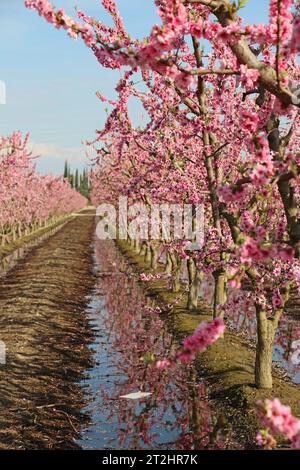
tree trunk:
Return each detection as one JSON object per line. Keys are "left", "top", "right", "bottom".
{"left": 150, "top": 245, "right": 159, "bottom": 270}
{"left": 165, "top": 252, "right": 172, "bottom": 275}
{"left": 187, "top": 258, "right": 203, "bottom": 310}
{"left": 170, "top": 253, "right": 182, "bottom": 293}
{"left": 139, "top": 242, "right": 147, "bottom": 257}
{"left": 255, "top": 307, "right": 275, "bottom": 389}
{"left": 145, "top": 245, "right": 152, "bottom": 265}
{"left": 133, "top": 239, "right": 140, "bottom": 254}
{"left": 213, "top": 270, "right": 227, "bottom": 318}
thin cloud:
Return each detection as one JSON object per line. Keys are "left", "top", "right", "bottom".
{"left": 29, "top": 141, "right": 86, "bottom": 162}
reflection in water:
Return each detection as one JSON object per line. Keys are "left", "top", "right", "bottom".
{"left": 273, "top": 318, "right": 300, "bottom": 383}
{"left": 78, "top": 239, "right": 236, "bottom": 450}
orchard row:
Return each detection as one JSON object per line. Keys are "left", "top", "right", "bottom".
{"left": 23, "top": 0, "right": 300, "bottom": 449}
{"left": 0, "top": 132, "right": 86, "bottom": 246}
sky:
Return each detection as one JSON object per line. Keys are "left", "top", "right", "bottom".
{"left": 0, "top": 0, "right": 269, "bottom": 176}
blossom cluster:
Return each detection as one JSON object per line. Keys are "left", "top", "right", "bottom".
{"left": 291, "top": 17, "right": 300, "bottom": 53}
{"left": 293, "top": 263, "right": 300, "bottom": 295}
{"left": 153, "top": 318, "right": 225, "bottom": 371}
{"left": 257, "top": 399, "right": 300, "bottom": 449}
{"left": 269, "top": 0, "right": 294, "bottom": 44}
{"left": 176, "top": 318, "right": 225, "bottom": 363}
{"left": 25, "top": 0, "right": 95, "bottom": 46}
{"left": 239, "top": 65, "right": 260, "bottom": 90}
{"left": 240, "top": 238, "right": 295, "bottom": 266}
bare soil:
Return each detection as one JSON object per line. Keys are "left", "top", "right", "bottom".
{"left": 0, "top": 210, "right": 96, "bottom": 449}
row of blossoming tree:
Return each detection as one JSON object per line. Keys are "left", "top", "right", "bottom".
{"left": 0, "top": 131, "right": 87, "bottom": 246}
{"left": 24, "top": 0, "right": 300, "bottom": 449}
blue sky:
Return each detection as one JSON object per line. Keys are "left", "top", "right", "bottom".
{"left": 0, "top": 0, "right": 268, "bottom": 175}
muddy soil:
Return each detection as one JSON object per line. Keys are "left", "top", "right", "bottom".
{"left": 0, "top": 211, "right": 96, "bottom": 449}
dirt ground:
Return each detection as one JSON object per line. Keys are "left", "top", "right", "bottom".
{"left": 0, "top": 210, "right": 96, "bottom": 449}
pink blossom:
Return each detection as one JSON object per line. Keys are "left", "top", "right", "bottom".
{"left": 176, "top": 318, "right": 225, "bottom": 363}
{"left": 96, "top": 92, "right": 108, "bottom": 103}
{"left": 257, "top": 399, "right": 300, "bottom": 448}
{"left": 240, "top": 238, "right": 270, "bottom": 265}
{"left": 256, "top": 430, "right": 277, "bottom": 450}
{"left": 240, "top": 110, "right": 259, "bottom": 134}
{"left": 174, "top": 72, "right": 193, "bottom": 90}
{"left": 156, "top": 359, "right": 172, "bottom": 370}
{"left": 292, "top": 263, "right": 300, "bottom": 295}
{"left": 240, "top": 211, "right": 254, "bottom": 233}
{"left": 240, "top": 65, "right": 259, "bottom": 89}
{"left": 272, "top": 288, "right": 283, "bottom": 309}
{"left": 250, "top": 165, "right": 270, "bottom": 187}
{"left": 277, "top": 245, "right": 295, "bottom": 261}
{"left": 290, "top": 17, "right": 300, "bottom": 52}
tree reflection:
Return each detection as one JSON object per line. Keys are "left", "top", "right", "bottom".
{"left": 92, "top": 239, "right": 236, "bottom": 450}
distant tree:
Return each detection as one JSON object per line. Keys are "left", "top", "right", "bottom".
{"left": 69, "top": 174, "right": 74, "bottom": 188}
{"left": 75, "top": 169, "right": 79, "bottom": 190}
{"left": 63, "top": 160, "right": 68, "bottom": 179}
{"left": 62, "top": 162, "right": 90, "bottom": 198}
{"left": 78, "top": 167, "right": 90, "bottom": 199}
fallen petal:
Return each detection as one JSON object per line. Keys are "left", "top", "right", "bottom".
{"left": 119, "top": 391, "right": 152, "bottom": 400}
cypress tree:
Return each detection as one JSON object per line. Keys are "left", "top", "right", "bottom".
{"left": 75, "top": 169, "right": 79, "bottom": 190}
{"left": 63, "top": 160, "right": 68, "bottom": 178}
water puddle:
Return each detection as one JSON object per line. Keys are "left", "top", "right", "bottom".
{"left": 77, "top": 238, "right": 237, "bottom": 450}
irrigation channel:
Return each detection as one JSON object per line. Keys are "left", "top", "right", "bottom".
{"left": 0, "top": 210, "right": 299, "bottom": 450}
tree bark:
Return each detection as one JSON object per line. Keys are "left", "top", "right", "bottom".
{"left": 133, "top": 239, "right": 140, "bottom": 254}
{"left": 150, "top": 244, "right": 159, "bottom": 270}
{"left": 139, "top": 242, "right": 147, "bottom": 257}
{"left": 213, "top": 269, "right": 227, "bottom": 318}
{"left": 145, "top": 245, "right": 152, "bottom": 265}
{"left": 255, "top": 306, "right": 276, "bottom": 389}
{"left": 170, "top": 253, "right": 182, "bottom": 293}
{"left": 187, "top": 258, "right": 203, "bottom": 310}
{"left": 165, "top": 252, "right": 173, "bottom": 275}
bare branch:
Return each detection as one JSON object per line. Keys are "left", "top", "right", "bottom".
{"left": 176, "top": 65, "right": 239, "bottom": 76}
